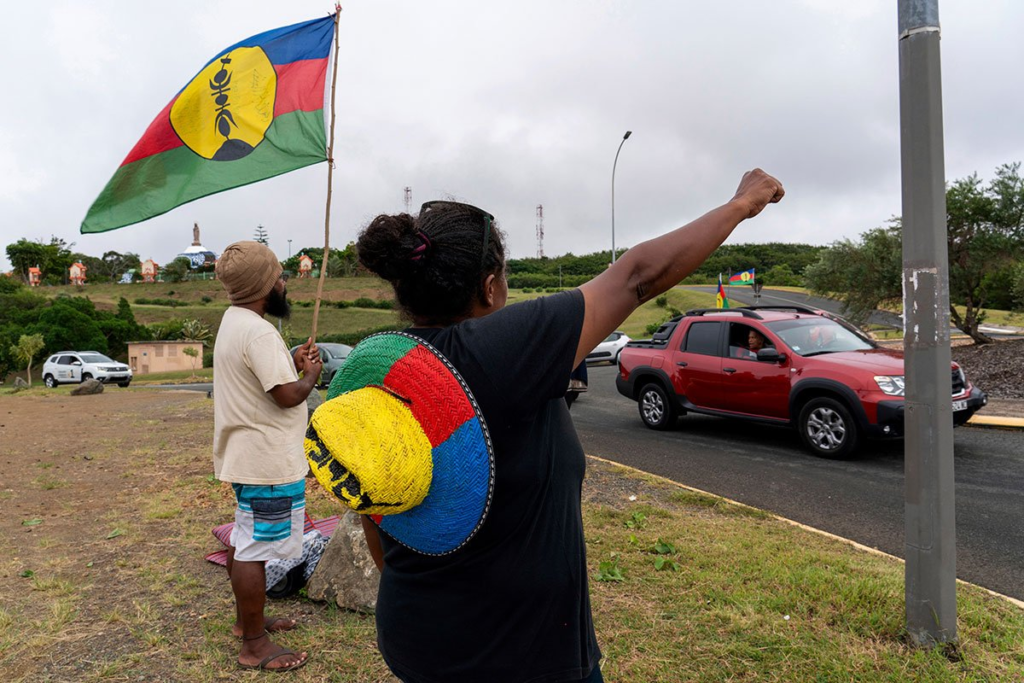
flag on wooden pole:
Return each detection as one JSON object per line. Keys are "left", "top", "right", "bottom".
{"left": 716, "top": 273, "right": 730, "bottom": 309}
{"left": 81, "top": 15, "right": 337, "bottom": 234}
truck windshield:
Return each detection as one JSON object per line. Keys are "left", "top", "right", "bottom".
{"left": 764, "top": 318, "right": 875, "bottom": 357}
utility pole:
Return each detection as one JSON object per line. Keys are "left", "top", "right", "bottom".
{"left": 536, "top": 204, "right": 544, "bottom": 258}
{"left": 898, "top": 0, "right": 957, "bottom": 648}
{"left": 404, "top": 187, "right": 412, "bottom": 214}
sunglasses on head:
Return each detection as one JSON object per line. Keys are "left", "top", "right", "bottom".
{"left": 420, "top": 201, "right": 495, "bottom": 267}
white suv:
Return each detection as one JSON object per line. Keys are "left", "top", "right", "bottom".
{"left": 42, "top": 351, "right": 133, "bottom": 388}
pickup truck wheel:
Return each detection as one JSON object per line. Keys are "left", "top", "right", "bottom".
{"left": 638, "top": 383, "right": 676, "bottom": 430}
{"left": 798, "top": 397, "right": 859, "bottom": 459}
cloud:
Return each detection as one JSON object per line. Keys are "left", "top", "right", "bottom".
{"left": 2, "top": 0, "right": 1024, "bottom": 273}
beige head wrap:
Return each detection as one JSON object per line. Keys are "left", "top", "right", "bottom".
{"left": 216, "top": 241, "right": 283, "bottom": 304}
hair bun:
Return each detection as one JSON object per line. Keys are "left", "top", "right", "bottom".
{"left": 356, "top": 213, "right": 417, "bottom": 281}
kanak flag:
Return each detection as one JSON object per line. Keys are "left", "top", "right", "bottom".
{"left": 728, "top": 268, "right": 755, "bottom": 285}
{"left": 82, "top": 15, "right": 336, "bottom": 234}
{"left": 716, "top": 274, "right": 729, "bottom": 309}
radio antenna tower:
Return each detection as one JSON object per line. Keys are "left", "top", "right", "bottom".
{"left": 404, "top": 187, "right": 412, "bottom": 214}
{"left": 536, "top": 204, "right": 545, "bottom": 258}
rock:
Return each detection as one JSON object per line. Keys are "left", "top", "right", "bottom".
{"left": 71, "top": 379, "right": 104, "bottom": 396}
{"left": 306, "top": 388, "right": 324, "bottom": 420}
{"left": 13, "top": 377, "right": 28, "bottom": 388}
{"left": 305, "top": 511, "right": 379, "bottom": 612}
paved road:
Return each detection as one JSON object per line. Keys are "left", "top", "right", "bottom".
{"left": 573, "top": 365, "right": 1024, "bottom": 601}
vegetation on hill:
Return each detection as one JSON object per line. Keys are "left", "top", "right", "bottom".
{"left": 805, "top": 163, "right": 1024, "bottom": 343}
{"left": 507, "top": 243, "right": 824, "bottom": 289}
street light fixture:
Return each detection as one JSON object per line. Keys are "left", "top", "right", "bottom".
{"left": 611, "top": 130, "right": 632, "bottom": 264}
{"left": 288, "top": 239, "right": 293, "bottom": 258}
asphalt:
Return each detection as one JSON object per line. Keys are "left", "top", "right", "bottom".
{"left": 573, "top": 365, "right": 1024, "bottom": 602}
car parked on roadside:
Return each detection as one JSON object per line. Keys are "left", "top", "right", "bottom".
{"left": 289, "top": 342, "right": 352, "bottom": 388}
{"left": 42, "top": 351, "right": 133, "bottom": 388}
{"left": 587, "top": 331, "right": 631, "bottom": 365}
{"left": 615, "top": 306, "right": 988, "bottom": 459}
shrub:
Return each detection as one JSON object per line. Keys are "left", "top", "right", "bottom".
{"left": 203, "top": 350, "right": 214, "bottom": 368}
{"left": 655, "top": 295, "right": 668, "bottom": 308}
{"left": 135, "top": 297, "right": 185, "bottom": 307}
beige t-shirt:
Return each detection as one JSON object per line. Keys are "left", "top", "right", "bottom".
{"left": 212, "top": 306, "right": 309, "bottom": 484}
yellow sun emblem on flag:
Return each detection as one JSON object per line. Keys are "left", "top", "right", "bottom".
{"left": 739, "top": 271, "right": 752, "bottom": 282}
{"left": 170, "top": 47, "right": 277, "bottom": 161}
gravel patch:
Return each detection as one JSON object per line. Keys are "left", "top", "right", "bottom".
{"left": 952, "top": 338, "right": 1024, "bottom": 400}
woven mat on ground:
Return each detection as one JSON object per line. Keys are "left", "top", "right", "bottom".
{"left": 204, "top": 513, "right": 341, "bottom": 566}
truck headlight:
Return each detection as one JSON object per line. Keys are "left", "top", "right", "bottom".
{"left": 874, "top": 375, "right": 905, "bottom": 397}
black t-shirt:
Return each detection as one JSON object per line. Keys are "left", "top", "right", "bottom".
{"left": 374, "top": 289, "right": 600, "bottom": 683}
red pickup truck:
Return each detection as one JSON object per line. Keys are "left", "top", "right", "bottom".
{"left": 615, "top": 306, "right": 988, "bottom": 458}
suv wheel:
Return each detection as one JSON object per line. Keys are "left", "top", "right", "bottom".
{"left": 82, "top": 373, "right": 93, "bottom": 383}
{"left": 798, "top": 397, "right": 859, "bottom": 459}
{"left": 638, "top": 383, "right": 677, "bottom": 430}
{"left": 44, "top": 374, "right": 57, "bottom": 388}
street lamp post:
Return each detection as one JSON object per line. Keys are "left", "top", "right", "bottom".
{"left": 611, "top": 130, "right": 632, "bottom": 264}
{"left": 288, "top": 239, "right": 293, "bottom": 259}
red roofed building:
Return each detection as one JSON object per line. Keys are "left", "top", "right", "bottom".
{"left": 28, "top": 267, "right": 42, "bottom": 287}
{"left": 69, "top": 262, "right": 88, "bottom": 286}
{"left": 141, "top": 259, "right": 159, "bottom": 283}
{"left": 298, "top": 254, "right": 314, "bottom": 278}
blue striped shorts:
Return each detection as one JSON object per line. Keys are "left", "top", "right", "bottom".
{"left": 230, "top": 480, "right": 305, "bottom": 562}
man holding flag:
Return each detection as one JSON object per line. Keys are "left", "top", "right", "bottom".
{"left": 80, "top": 11, "right": 342, "bottom": 672}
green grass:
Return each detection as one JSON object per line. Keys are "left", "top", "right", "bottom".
{"left": 2, "top": 393, "right": 1023, "bottom": 680}
{"left": 131, "top": 368, "right": 214, "bottom": 385}
{"left": 619, "top": 289, "right": 718, "bottom": 338}
{"left": 953, "top": 305, "right": 1024, "bottom": 328}
{"left": 40, "top": 276, "right": 392, "bottom": 307}
{"left": 582, "top": 465, "right": 1024, "bottom": 681}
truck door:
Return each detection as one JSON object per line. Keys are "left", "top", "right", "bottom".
{"left": 720, "top": 323, "right": 791, "bottom": 420}
{"left": 670, "top": 321, "right": 725, "bottom": 410}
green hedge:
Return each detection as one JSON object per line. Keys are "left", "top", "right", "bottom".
{"left": 507, "top": 274, "right": 589, "bottom": 289}
{"left": 135, "top": 297, "right": 186, "bottom": 307}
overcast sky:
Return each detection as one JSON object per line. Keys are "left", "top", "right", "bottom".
{"left": 2, "top": 0, "right": 1023, "bottom": 272}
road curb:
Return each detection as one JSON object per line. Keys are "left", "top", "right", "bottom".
{"left": 967, "top": 415, "right": 1024, "bottom": 430}
{"left": 586, "top": 453, "right": 1024, "bottom": 611}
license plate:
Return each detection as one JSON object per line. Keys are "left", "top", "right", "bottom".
{"left": 952, "top": 400, "right": 968, "bottom": 412}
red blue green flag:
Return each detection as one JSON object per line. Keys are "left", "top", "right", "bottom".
{"left": 81, "top": 15, "right": 336, "bottom": 234}
{"left": 728, "top": 268, "right": 755, "bottom": 286}
{"left": 716, "top": 273, "right": 730, "bottom": 309}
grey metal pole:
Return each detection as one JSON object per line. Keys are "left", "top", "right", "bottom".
{"left": 611, "top": 131, "right": 632, "bottom": 264}
{"left": 897, "top": 0, "right": 957, "bottom": 648}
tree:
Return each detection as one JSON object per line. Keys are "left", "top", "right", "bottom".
{"left": 805, "top": 162, "right": 1024, "bottom": 343}
{"left": 163, "top": 257, "right": 192, "bottom": 283}
{"left": 182, "top": 345, "right": 200, "bottom": 378}
{"left": 38, "top": 299, "right": 108, "bottom": 354}
{"left": 945, "top": 164, "right": 1024, "bottom": 343}
{"left": 10, "top": 333, "right": 44, "bottom": 385}
{"left": 5, "top": 237, "right": 75, "bottom": 284}
{"left": 254, "top": 225, "right": 269, "bottom": 245}
{"left": 101, "top": 251, "right": 141, "bottom": 283}
{"left": 804, "top": 224, "right": 902, "bottom": 325}
{"left": 1012, "top": 261, "right": 1024, "bottom": 312}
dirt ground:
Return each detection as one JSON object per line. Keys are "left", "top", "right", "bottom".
{"left": 0, "top": 389, "right": 650, "bottom": 682}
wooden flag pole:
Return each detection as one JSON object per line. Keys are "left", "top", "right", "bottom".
{"left": 310, "top": 5, "right": 342, "bottom": 343}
